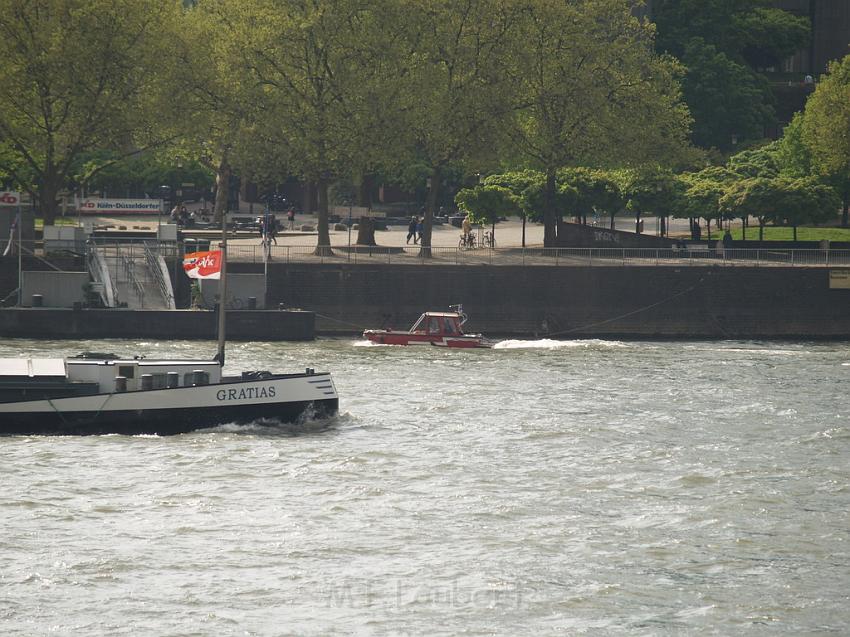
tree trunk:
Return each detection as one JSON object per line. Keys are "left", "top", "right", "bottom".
{"left": 610, "top": 212, "right": 615, "bottom": 230}
{"left": 314, "top": 176, "right": 332, "bottom": 256}
{"left": 356, "top": 217, "right": 376, "bottom": 245}
{"left": 39, "top": 174, "right": 61, "bottom": 227}
{"left": 707, "top": 218, "right": 712, "bottom": 242}
{"left": 635, "top": 210, "right": 641, "bottom": 234}
{"left": 741, "top": 216, "right": 747, "bottom": 241}
{"left": 842, "top": 190, "right": 848, "bottom": 227}
{"left": 420, "top": 165, "right": 440, "bottom": 258}
{"left": 793, "top": 225, "right": 798, "bottom": 242}
{"left": 358, "top": 175, "right": 374, "bottom": 208}
{"left": 213, "top": 155, "right": 231, "bottom": 225}
{"left": 543, "top": 169, "right": 557, "bottom": 248}
{"left": 522, "top": 214, "right": 526, "bottom": 247}
{"left": 759, "top": 219, "right": 765, "bottom": 242}
{"left": 302, "top": 180, "right": 314, "bottom": 215}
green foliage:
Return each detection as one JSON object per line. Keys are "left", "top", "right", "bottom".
{"left": 719, "top": 177, "right": 839, "bottom": 228}
{"left": 800, "top": 54, "right": 850, "bottom": 223}
{"left": 482, "top": 171, "right": 546, "bottom": 222}
{"left": 0, "top": 0, "right": 179, "bottom": 223}
{"left": 737, "top": 7, "right": 811, "bottom": 70}
{"left": 617, "top": 168, "right": 683, "bottom": 218}
{"left": 775, "top": 113, "right": 812, "bottom": 178}
{"left": 679, "top": 39, "right": 774, "bottom": 151}
{"left": 455, "top": 185, "right": 522, "bottom": 226}
{"left": 726, "top": 143, "right": 781, "bottom": 179}
{"left": 676, "top": 167, "right": 734, "bottom": 221}
{"left": 74, "top": 152, "right": 213, "bottom": 198}
{"left": 556, "top": 168, "right": 623, "bottom": 219}
{"left": 653, "top": 0, "right": 810, "bottom": 150}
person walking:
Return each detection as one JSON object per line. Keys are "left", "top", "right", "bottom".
{"left": 416, "top": 218, "right": 424, "bottom": 245}
{"left": 287, "top": 208, "right": 295, "bottom": 230}
{"left": 407, "top": 217, "right": 417, "bottom": 244}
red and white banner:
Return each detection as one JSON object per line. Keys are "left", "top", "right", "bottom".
{"left": 183, "top": 250, "right": 222, "bottom": 279}
{"left": 0, "top": 192, "right": 21, "bottom": 206}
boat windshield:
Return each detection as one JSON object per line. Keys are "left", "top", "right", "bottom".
{"left": 409, "top": 314, "right": 426, "bottom": 332}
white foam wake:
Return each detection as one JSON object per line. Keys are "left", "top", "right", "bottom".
{"left": 493, "top": 338, "right": 627, "bottom": 350}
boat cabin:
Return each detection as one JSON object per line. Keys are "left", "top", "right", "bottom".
{"left": 408, "top": 312, "right": 465, "bottom": 336}
{"left": 66, "top": 357, "right": 222, "bottom": 392}
{"left": 0, "top": 355, "right": 223, "bottom": 403}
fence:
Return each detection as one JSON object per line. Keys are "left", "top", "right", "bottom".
{"left": 8, "top": 239, "right": 850, "bottom": 269}
{"left": 221, "top": 244, "right": 850, "bottom": 268}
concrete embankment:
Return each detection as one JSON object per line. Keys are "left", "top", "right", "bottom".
{"left": 0, "top": 308, "right": 315, "bottom": 341}
{"left": 3, "top": 257, "right": 850, "bottom": 340}
{"left": 262, "top": 262, "right": 850, "bottom": 339}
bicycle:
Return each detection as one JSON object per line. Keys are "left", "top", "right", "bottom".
{"left": 482, "top": 231, "right": 495, "bottom": 248}
{"left": 458, "top": 232, "right": 476, "bottom": 250}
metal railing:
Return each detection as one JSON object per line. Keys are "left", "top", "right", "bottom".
{"left": 120, "top": 254, "right": 146, "bottom": 307}
{"left": 220, "top": 245, "right": 850, "bottom": 267}
{"left": 87, "top": 244, "right": 118, "bottom": 307}
{"left": 144, "top": 242, "right": 176, "bottom": 309}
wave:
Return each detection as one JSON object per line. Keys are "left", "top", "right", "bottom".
{"left": 493, "top": 338, "right": 628, "bottom": 350}
{"left": 352, "top": 340, "right": 392, "bottom": 347}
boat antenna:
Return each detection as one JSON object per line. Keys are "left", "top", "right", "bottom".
{"left": 215, "top": 209, "right": 227, "bottom": 366}
{"left": 449, "top": 304, "right": 467, "bottom": 326}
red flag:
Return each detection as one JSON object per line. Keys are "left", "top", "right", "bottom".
{"left": 183, "top": 250, "right": 222, "bottom": 279}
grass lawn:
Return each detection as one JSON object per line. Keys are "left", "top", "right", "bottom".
{"left": 728, "top": 226, "right": 850, "bottom": 242}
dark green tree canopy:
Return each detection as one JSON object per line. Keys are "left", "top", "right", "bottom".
{"left": 653, "top": 0, "right": 810, "bottom": 151}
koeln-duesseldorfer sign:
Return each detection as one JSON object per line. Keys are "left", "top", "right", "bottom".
{"left": 78, "top": 198, "right": 163, "bottom": 214}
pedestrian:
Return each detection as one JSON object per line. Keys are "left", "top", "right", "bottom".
{"left": 416, "top": 218, "right": 424, "bottom": 244}
{"left": 722, "top": 229, "right": 733, "bottom": 258}
{"left": 170, "top": 204, "right": 180, "bottom": 224}
{"left": 267, "top": 215, "right": 278, "bottom": 245}
{"left": 287, "top": 208, "right": 295, "bottom": 230}
{"left": 407, "top": 217, "right": 417, "bottom": 244}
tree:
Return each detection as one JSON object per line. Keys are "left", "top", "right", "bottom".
{"left": 678, "top": 39, "right": 774, "bottom": 151}
{"left": 618, "top": 168, "right": 683, "bottom": 236}
{"left": 455, "top": 184, "right": 521, "bottom": 244}
{"left": 481, "top": 170, "right": 547, "bottom": 246}
{"left": 169, "top": 0, "right": 264, "bottom": 225}
{"left": 801, "top": 55, "right": 850, "bottom": 227}
{"left": 652, "top": 0, "right": 809, "bottom": 150}
{"left": 0, "top": 0, "right": 178, "bottom": 224}
{"left": 557, "top": 168, "right": 623, "bottom": 229}
{"left": 719, "top": 177, "right": 838, "bottom": 241}
{"left": 719, "top": 177, "right": 782, "bottom": 241}
{"left": 389, "top": 0, "right": 522, "bottom": 256}
{"left": 504, "top": 0, "right": 691, "bottom": 247}
{"left": 237, "top": 0, "right": 391, "bottom": 255}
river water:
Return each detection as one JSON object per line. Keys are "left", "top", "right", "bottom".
{"left": 1, "top": 337, "right": 848, "bottom": 636}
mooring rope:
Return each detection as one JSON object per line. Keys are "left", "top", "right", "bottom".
{"left": 543, "top": 279, "right": 704, "bottom": 338}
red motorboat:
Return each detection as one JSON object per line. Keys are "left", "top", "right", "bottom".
{"left": 363, "top": 305, "right": 492, "bottom": 348}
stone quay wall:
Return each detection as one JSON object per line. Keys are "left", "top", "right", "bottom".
{"left": 265, "top": 262, "right": 850, "bottom": 339}
{"left": 0, "top": 308, "right": 315, "bottom": 341}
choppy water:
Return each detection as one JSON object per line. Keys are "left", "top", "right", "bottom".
{"left": 1, "top": 337, "right": 848, "bottom": 636}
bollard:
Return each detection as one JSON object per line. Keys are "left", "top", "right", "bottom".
{"left": 115, "top": 376, "right": 127, "bottom": 392}
{"left": 167, "top": 372, "right": 180, "bottom": 388}
{"left": 31, "top": 294, "right": 43, "bottom": 307}
{"left": 140, "top": 374, "right": 153, "bottom": 391}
